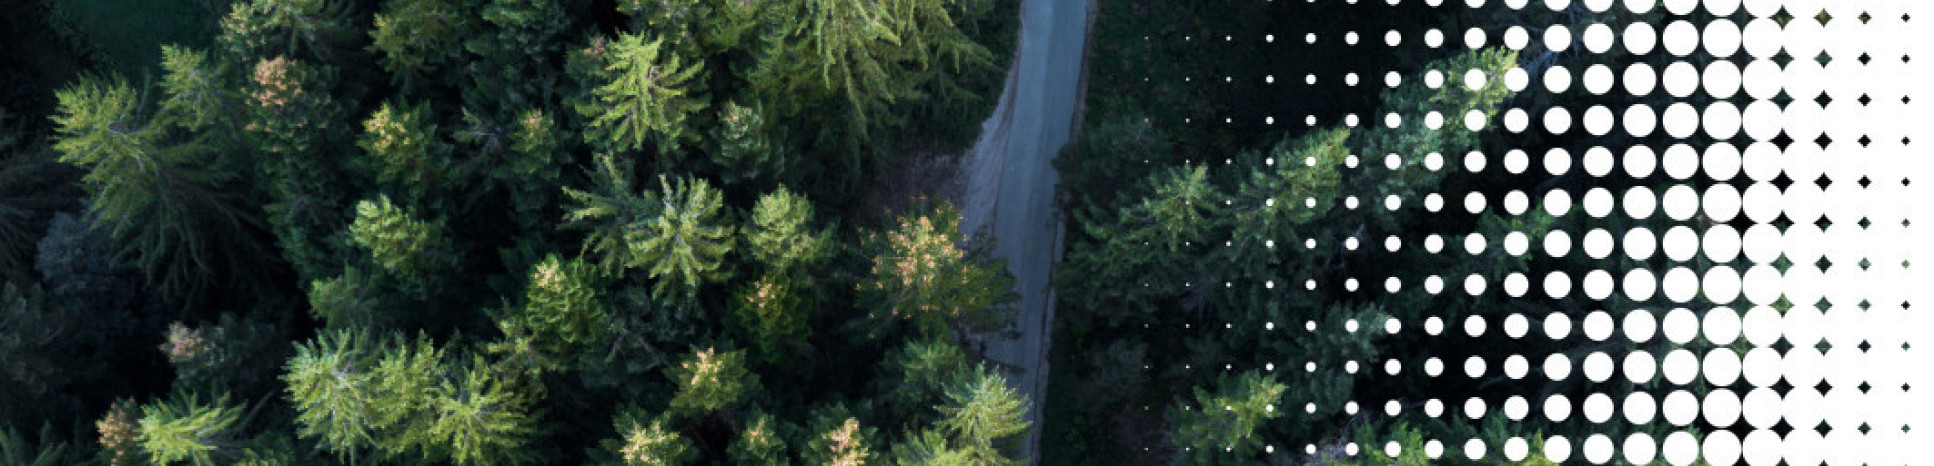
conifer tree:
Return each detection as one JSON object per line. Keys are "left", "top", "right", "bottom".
{"left": 430, "top": 356, "right": 537, "bottom": 465}
{"left": 370, "top": 0, "right": 476, "bottom": 78}
{"left": 0, "top": 111, "right": 79, "bottom": 282}
{"left": 934, "top": 366, "right": 1030, "bottom": 464}
{"left": 727, "top": 410, "right": 789, "bottom": 465}
{"left": 282, "top": 330, "right": 376, "bottom": 459}
{"left": 155, "top": 46, "right": 231, "bottom": 132}
{"left": 664, "top": 346, "right": 756, "bottom": 419}
{"left": 245, "top": 55, "right": 349, "bottom": 285}
{"left": 357, "top": 101, "right": 452, "bottom": 206}
{"left": 580, "top": 32, "right": 706, "bottom": 154}
{"left": 562, "top": 152, "right": 656, "bottom": 276}
{"left": 729, "top": 272, "right": 807, "bottom": 361}
{"left": 1165, "top": 371, "right": 1285, "bottom": 461}
{"left": 607, "top": 410, "right": 692, "bottom": 466}
{"left": 490, "top": 254, "right": 609, "bottom": 374}
{"left": 800, "top": 406, "right": 874, "bottom": 466}
{"left": 709, "top": 101, "right": 784, "bottom": 186}
{"left": 217, "top": 0, "right": 358, "bottom": 62}
{"left": 856, "top": 201, "right": 1013, "bottom": 340}
{"left": 348, "top": 195, "right": 451, "bottom": 291}
{"left": 136, "top": 393, "right": 245, "bottom": 466}
{"left": 745, "top": 186, "right": 831, "bottom": 275}
{"left": 51, "top": 74, "right": 265, "bottom": 305}
{"left": 635, "top": 174, "right": 734, "bottom": 304}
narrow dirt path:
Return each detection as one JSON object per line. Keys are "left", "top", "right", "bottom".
{"left": 959, "top": 0, "right": 1093, "bottom": 461}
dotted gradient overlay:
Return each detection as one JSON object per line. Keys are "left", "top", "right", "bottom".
{"left": 1157, "top": 0, "right": 1928, "bottom": 464}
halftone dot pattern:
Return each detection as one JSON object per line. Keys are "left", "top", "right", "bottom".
{"left": 1161, "top": 0, "right": 1926, "bottom": 462}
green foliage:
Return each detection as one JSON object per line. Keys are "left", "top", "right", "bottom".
{"left": 51, "top": 74, "right": 265, "bottom": 306}
{"left": 934, "top": 366, "right": 1030, "bottom": 464}
{"left": 727, "top": 410, "right": 789, "bottom": 465}
{"left": 479, "top": 109, "right": 569, "bottom": 230}
{"left": 729, "top": 272, "right": 808, "bottom": 361}
{"left": 160, "top": 312, "right": 291, "bottom": 395}
{"left": 245, "top": 55, "right": 348, "bottom": 286}
{"left": 709, "top": 101, "right": 784, "bottom": 186}
{"left": 370, "top": 0, "right": 476, "bottom": 77}
{"left": 156, "top": 46, "right": 229, "bottom": 132}
{"left": 1052, "top": 112, "right": 1173, "bottom": 213}
{"left": 636, "top": 174, "right": 735, "bottom": 304}
{"left": 357, "top": 101, "right": 452, "bottom": 205}
{"left": 563, "top": 152, "right": 656, "bottom": 276}
{"left": 0, "top": 424, "right": 75, "bottom": 466}
{"left": 800, "top": 405, "right": 875, "bottom": 466}
{"left": 0, "top": 113, "right": 79, "bottom": 281}
{"left": 307, "top": 266, "right": 380, "bottom": 330}
{"left": 580, "top": 33, "right": 706, "bottom": 154}
{"left": 562, "top": 163, "right": 736, "bottom": 304}
{"left": 348, "top": 195, "right": 450, "bottom": 287}
{"left": 664, "top": 346, "right": 756, "bottom": 419}
{"left": 282, "top": 330, "right": 378, "bottom": 458}
{"left": 876, "top": 339, "right": 971, "bottom": 425}
{"left": 608, "top": 412, "right": 692, "bottom": 466}
{"left": 0, "top": 282, "right": 76, "bottom": 421}
{"left": 491, "top": 254, "right": 610, "bottom": 374}
{"left": 856, "top": 201, "right": 1014, "bottom": 340}
{"left": 217, "top": 0, "right": 356, "bottom": 61}
{"left": 746, "top": 186, "right": 832, "bottom": 274}
{"left": 1165, "top": 371, "right": 1284, "bottom": 461}
{"left": 431, "top": 356, "right": 538, "bottom": 466}
{"left": 136, "top": 393, "right": 244, "bottom": 466}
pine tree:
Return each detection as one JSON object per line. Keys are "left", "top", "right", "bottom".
{"left": 664, "top": 346, "right": 756, "bottom": 419}
{"left": 934, "top": 366, "right": 1030, "bottom": 464}
{"left": 282, "top": 330, "right": 376, "bottom": 459}
{"left": 0, "top": 282, "right": 76, "bottom": 421}
{"left": 1165, "top": 371, "right": 1285, "bottom": 461}
{"left": 726, "top": 410, "right": 789, "bottom": 465}
{"left": 136, "top": 393, "right": 245, "bottom": 466}
{"left": 244, "top": 55, "right": 350, "bottom": 286}
{"left": 579, "top": 32, "right": 706, "bottom": 154}
{"left": 50, "top": 74, "right": 266, "bottom": 306}
{"left": 800, "top": 406, "right": 874, "bottom": 466}
{"left": 307, "top": 266, "right": 381, "bottom": 330}
{"left": 370, "top": 0, "right": 476, "bottom": 78}
{"left": 348, "top": 195, "right": 451, "bottom": 291}
{"left": 490, "top": 254, "right": 609, "bottom": 374}
{"left": 729, "top": 272, "right": 807, "bottom": 362}
{"left": 635, "top": 174, "right": 734, "bottom": 304}
{"left": 876, "top": 339, "right": 971, "bottom": 426}
{"left": 562, "top": 152, "right": 656, "bottom": 276}
{"left": 709, "top": 101, "right": 784, "bottom": 186}
{"left": 430, "top": 356, "right": 537, "bottom": 465}
{"left": 356, "top": 101, "right": 452, "bottom": 206}
{"left": 609, "top": 412, "right": 692, "bottom": 466}
{"left": 0, "top": 111, "right": 79, "bottom": 281}
{"left": 856, "top": 200, "right": 1014, "bottom": 340}
{"left": 155, "top": 46, "right": 231, "bottom": 132}
{"left": 754, "top": 0, "right": 903, "bottom": 138}
{"left": 217, "top": 0, "right": 357, "bottom": 62}
{"left": 0, "top": 424, "right": 76, "bottom": 466}
{"left": 745, "top": 186, "right": 831, "bottom": 275}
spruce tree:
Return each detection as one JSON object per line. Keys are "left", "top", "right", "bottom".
{"left": 562, "top": 152, "right": 656, "bottom": 276}
{"left": 607, "top": 411, "right": 693, "bottom": 466}
{"left": 369, "top": 0, "right": 476, "bottom": 78}
{"left": 348, "top": 195, "right": 451, "bottom": 292}
{"left": 635, "top": 174, "right": 734, "bottom": 304}
{"left": 664, "top": 346, "right": 756, "bottom": 419}
{"left": 356, "top": 100, "right": 452, "bottom": 206}
{"left": 1165, "top": 371, "right": 1285, "bottom": 461}
{"left": 934, "top": 366, "right": 1030, "bottom": 464}
{"left": 136, "top": 393, "right": 245, "bottom": 466}
{"left": 856, "top": 201, "right": 1013, "bottom": 340}
{"left": 430, "top": 356, "right": 537, "bottom": 465}
{"left": 726, "top": 410, "right": 789, "bottom": 465}
{"left": 580, "top": 32, "right": 706, "bottom": 154}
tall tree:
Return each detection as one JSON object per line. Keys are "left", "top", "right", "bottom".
{"left": 347, "top": 195, "right": 451, "bottom": 293}
{"left": 1165, "top": 371, "right": 1285, "bottom": 461}
{"left": 282, "top": 330, "right": 377, "bottom": 459}
{"left": 726, "top": 410, "right": 788, "bottom": 465}
{"left": 800, "top": 406, "right": 875, "bottom": 466}
{"left": 136, "top": 393, "right": 245, "bottom": 466}
{"left": 369, "top": 0, "right": 476, "bottom": 79}
{"left": 244, "top": 55, "right": 350, "bottom": 286}
{"left": 430, "top": 356, "right": 538, "bottom": 465}
{"left": 50, "top": 75, "right": 267, "bottom": 306}
{"left": 356, "top": 100, "right": 453, "bottom": 206}
{"left": 608, "top": 412, "right": 692, "bottom": 466}
{"left": 578, "top": 32, "right": 706, "bottom": 154}
{"left": 744, "top": 186, "right": 832, "bottom": 275}
{"left": 217, "top": 0, "right": 358, "bottom": 62}
{"left": 634, "top": 174, "right": 734, "bottom": 304}
{"left": 562, "top": 152, "right": 656, "bottom": 276}
{"left": 933, "top": 366, "right": 1030, "bottom": 464}
{"left": 489, "top": 254, "right": 609, "bottom": 375}
{"left": 855, "top": 201, "right": 1013, "bottom": 340}
{"left": 664, "top": 346, "right": 756, "bottom": 419}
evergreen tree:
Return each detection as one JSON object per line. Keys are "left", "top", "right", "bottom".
{"left": 155, "top": 46, "right": 231, "bottom": 133}
{"left": 0, "top": 282, "right": 77, "bottom": 422}
{"left": 579, "top": 32, "right": 706, "bottom": 154}
{"left": 708, "top": 101, "right": 784, "bottom": 186}
{"left": 856, "top": 200, "right": 1013, "bottom": 340}
{"left": 217, "top": 0, "right": 358, "bottom": 62}
{"left": 370, "top": 0, "right": 477, "bottom": 78}
{"left": 800, "top": 406, "right": 874, "bottom": 466}
{"left": 934, "top": 366, "right": 1029, "bottom": 464}
{"left": 430, "top": 356, "right": 538, "bottom": 465}
{"left": 357, "top": 100, "right": 453, "bottom": 206}
{"left": 635, "top": 174, "right": 735, "bottom": 304}
{"left": 0, "top": 111, "right": 79, "bottom": 281}
{"left": 875, "top": 339, "right": 971, "bottom": 426}
{"left": 348, "top": 195, "right": 451, "bottom": 291}
{"left": 282, "top": 330, "right": 377, "bottom": 459}
{"left": 664, "top": 346, "right": 756, "bottom": 419}
{"left": 244, "top": 55, "right": 350, "bottom": 286}
{"left": 307, "top": 266, "right": 382, "bottom": 330}
{"left": 729, "top": 272, "right": 808, "bottom": 362}
{"left": 745, "top": 186, "right": 832, "bottom": 275}
{"left": 50, "top": 74, "right": 266, "bottom": 306}
{"left": 563, "top": 152, "right": 656, "bottom": 276}
{"left": 607, "top": 410, "right": 693, "bottom": 466}
{"left": 0, "top": 424, "right": 76, "bottom": 466}
{"left": 727, "top": 410, "right": 789, "bottom": 465}
{"left": 136, "top": 393, "right": 245, "bottom": 466}
{"left": 490, "top": 254, "right": 610, "bottom": 374}
{"left": 1165, "top": 371, "right": 1285, "bottom": 461}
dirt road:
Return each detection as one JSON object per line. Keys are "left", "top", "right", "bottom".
{"left": 959, "top": 0, "right": 1093, "bottom": 461}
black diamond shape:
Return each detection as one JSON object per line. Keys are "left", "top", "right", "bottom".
{"left": 1772, "top": 171, "right": 1795, "bottom": 190}
{"left": 1860, "top": 12, "right": 1873, "bottom": 23}
{"left": 1859, "top": 93, "right": 1873, "bottom": 106}
{"left": 1814, "top": 254, "right": 1833, "bottom": 273}
{"left": 1859, "top": 52, "right": 1873, "bottom": 65}
{"left": 1815, "top": 133, "right": 1834, "bottom": 149}
{"left": 1859, "top": 340, "right": 1873, "bottom": 352}
{"left": 1817, "top": 379, "right": 1835, "bottom": 395}
{"left": 1861, "top": 423, "right": 1873, "bottom": 434}
{"left": 1859, "top": 134, "right": 1874, "bottom": 147}
{"left": 1817, "top": 421, "right": 1833, "bottom": 436}
{"left": 1816, "top": 9, "right": 1834, "bottom": 26}
{"left": 1815, "top": 92, "right": 1834, "bottom": 107}
{"left": 1859, "top": 216, "right": 1873, "bottom": 229}
{"left": 1815, "top": 174, "right": 1834, "bottom": 190}
{"left": 1772, "top": 131, "right": 1796, "bottom": 151}
{"left": 1816, "top": 50, "right": 1834, "bottom": 66}
{"left": 1859, "top": 176, "right": 1873, "bottom": 188}
{"left": 1816, "top": 297, "right": 1833, "bottom": 313}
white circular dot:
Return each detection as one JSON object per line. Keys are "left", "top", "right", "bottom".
{"left": 1623, "top": 22, "right": 1656, "bottom": 55}
{"left": 1582, "top": 23, "right": 1614, "bottom": 53}
{"left": 1544, "top": 25, "right": 1571, "bottom": 52}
